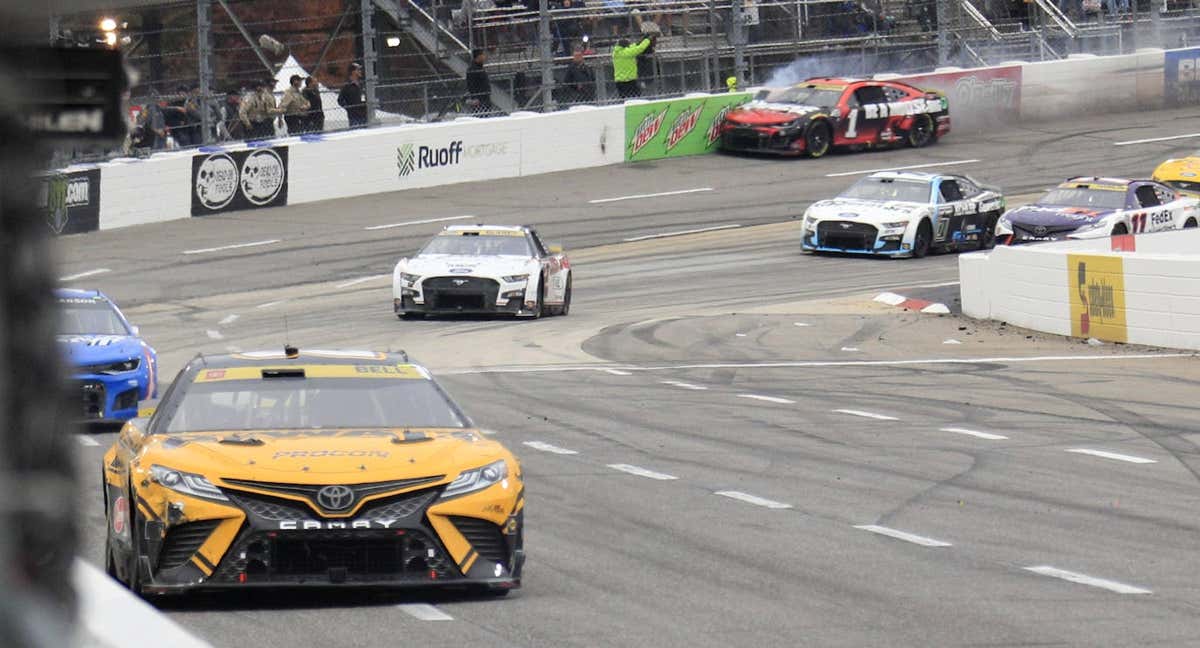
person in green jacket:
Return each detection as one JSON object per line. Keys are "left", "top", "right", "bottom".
{"left": 612, "top": 35, "right": 654, "bottom": 99}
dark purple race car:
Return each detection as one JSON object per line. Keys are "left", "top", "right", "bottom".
{"left": 995, "top": 177, "right": 1199, "bottom": 244}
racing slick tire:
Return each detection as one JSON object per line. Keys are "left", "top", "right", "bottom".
{"left": 534, "top": 278, "right": 547, "bottom": 319}
{"left": 906, "top": 114, "right": 935, "bottom": 148}
{"left": 1185, "top": 217, "right": 1198, "bottom": 228}
{"left": 398, "top": 312, "right": 423, "bottom": 321}
{"left": 804, "top": 121, "right": 832, "bottom": 158}
{"left": 912, "top": 219, "right": 932, "bottom": 258}
{"left": 980, "top": 211, "right": 1000, "bottom": 249}
{"left": 1112, "top": 223, "right": 1128, "bottom": 236}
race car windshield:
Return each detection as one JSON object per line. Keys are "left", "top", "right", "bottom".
{"left": 162, "top": 378, "right": 467, "bottom": 432}
{"left": 764, "top": 86, "right": 843, "bottom": 107}
{"left": 419, "top": 234, "right": 532, "bottom": 257}
{"left": 839, "top": 177, "right": 930, "bottom": 203}
{"left": 1038, "top": 187, "right": 1127, "bottom": 210}
{"left": 58, "top": 300, "right": 129, "bottom": 336}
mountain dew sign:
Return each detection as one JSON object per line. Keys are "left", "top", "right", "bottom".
{"left": 624, "top": 93, "right": 750, "bottom": 162}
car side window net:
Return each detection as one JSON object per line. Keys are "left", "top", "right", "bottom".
{"left": 939, "top": 181, "right": 963, "bottom": 202}
{"left": 1135, "top": 185, "right": 1161, "bottom": 208}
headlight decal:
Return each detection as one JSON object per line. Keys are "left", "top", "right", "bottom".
{"left": 440, "top": 459, "right": 508, "bottom": 500}
{"left": 150, "top": 465, "right": 229, "bottom": 502}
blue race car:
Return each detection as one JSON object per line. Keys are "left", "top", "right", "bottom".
{"left": 57, "top": 289, "right": 158, "bottom": 421}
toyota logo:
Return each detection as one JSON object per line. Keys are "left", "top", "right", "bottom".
{"left": 316, "top": 485, "right": 355, "bottom": 511}
{"left": 1034, "top": 225, "right": 1048, "bottom": 236}
{"left": 452, "top": 279, "right": 469, "bottom": 286}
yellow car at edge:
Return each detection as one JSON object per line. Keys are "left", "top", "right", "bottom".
{"left": 1152, "top": 154, "right": 1200, "bottom": 197}
{"left": 101, "top": 347, "right": 525, "bottom": 597}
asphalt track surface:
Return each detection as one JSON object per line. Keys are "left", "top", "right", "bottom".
{"left": 61, "top": 108, "right": 1200, "bottom": 647}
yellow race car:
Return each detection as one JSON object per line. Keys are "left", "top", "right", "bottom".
{"left": 1152, "top": 155, "right": 1200, "bottom": 196}
{"left": 101, "top": 347, "right": 524, "bottom": 597}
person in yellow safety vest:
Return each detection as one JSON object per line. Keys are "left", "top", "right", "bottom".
{"left": 612, "top": 35, "right": 654, "bottom": 99}
{"left": 726, "top": 76, "right": 738, "bottom": 92}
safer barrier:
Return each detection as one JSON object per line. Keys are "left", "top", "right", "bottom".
{"left": 48, "top": 46, "right": 1198, "bottom": 234}
{"left": 960, "top": 229, "right": 1200, "bottom": 351}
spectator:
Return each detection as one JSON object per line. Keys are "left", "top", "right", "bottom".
{"left": 279, "top": 74, "right": 311, "bottom": 135}
{"left": 239, "top": 80, "right": 274, "bottom": 140}
{"left": 138, "top": 101, "right": 167, "bottom": 150}
{"left": 338, "top": 63, "right": 368, "bottom": 128}
{"left": 182, "top": 84, "right": 205, "bottom": 145}
{"left": 560, "top": 48, "right": 594, "bottom": 104}
{"left": 302, "top": 76, "right": 324, "bottom": 133}
{"left": 465, "top": 48, "right": 494, "bottom": 115}
{"left": 163, "top": 87, "right": 189, "bottom": 147}
{"left": 555, "top": 0, "right": 584, "bottom": 55}
{"left": 612, "top": 34, "right": 653, "bottom": 99}
{"left": 223, "top": 89, "right": 245, "bottom": 141}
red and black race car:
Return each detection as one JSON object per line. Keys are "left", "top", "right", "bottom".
{"left": 717, "top": 77, "right": 950, "bottom": 157}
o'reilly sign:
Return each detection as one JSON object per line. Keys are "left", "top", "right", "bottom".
{"left": 396, "top": 140, "right": 511, "bottom": 179}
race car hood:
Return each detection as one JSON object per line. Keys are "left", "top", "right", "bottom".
{"left": 806, "top": 198, "right": 927, "bottom": 223}
{"left": 57, "top": 334, "right": 144, "bottom": 368}
{"left": 144, "top": 428, "right": 502, "bottom": 479}
{"left": 1006, "top": 204, "right": 1115, "bottom": 228}
{"left": 724, "top": 102, "right": 824, "bottom": 126}
{"left": 401, "top": 254, "right": 535, "bottom": 278}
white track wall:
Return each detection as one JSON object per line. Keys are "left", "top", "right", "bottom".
{"left": 960, "top": 229, "right": 1200, "bottom": 350}
{"left": 89, "top": 48, "right": 1189, "bottom": 232}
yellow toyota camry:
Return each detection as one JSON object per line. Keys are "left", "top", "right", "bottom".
{"left": 1152, "top": 154, "right": 1200, "bottom": 197}
{"left": 101, "top": 347, "right": 524, "bottom": 597}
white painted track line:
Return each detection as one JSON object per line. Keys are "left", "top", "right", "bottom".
{"left": 714, "top": 490, "right": 792, "bottom": 509}
{"left": 589, "top": 187, "right": 713, "bottom": 204}
{"left": 825, "top": 159, "right": 980, "bottom": 177}
{"left": 205, "top": 329, "right": 224, "bottom": 340}
{"left": 608, "top": 464, "right": 679, "bottom": 480}
{"left": 182, "top": 239, "right": 280, "bottom": 255}
{"left": 522, "top": 441, "right": 579, "bottom": 455}
{"left": 363, "top": 215, "right": 474, "bottom": 231}
{"left": 1113, "top": 132, "right": 1200, "bottom": 146}
{"left": 660, "top": 380, "right": 707, "bottom": 390}
{"left": 218, "top": 314, "right": 239, "bottom": 326}
{"left": 75, "top": 435, "right": 100, "bottom": 447}
{"left": 397, "top": 603, "right": 455, "bottom": 620}
{"left": 443, "top": 352, "right": 1194, "bottom": 376}
{"left": 601, "top": 368, "right": 632, "bottom": 376}
{"left": 623, "top": 223, "right": 741, "bottom": 242}
{"left": 834, "top": 409, "right": 898, "bottom": 421}
{"left": 855, "top": 525, "right": 952, "bottom": 547}
{"left": 336, "top": 274, "right": 390, "bottom": 289}
{"left": 940, "top": 426, "right": 1008, "bottom": 440}
{"left": 254, "top": 300, "right": 285, "bottom": 309}
{"left": 59, "top": 268, "right": 111, "bottom": 282}
{"left": 1024, "top": 566, "right": 1152, "bottom": 594}
{"left": 1066, "top": 448, "right": 1157, "bottom": 464}
{"left": 738, "top": 394, "right": 795, "bottom": 404}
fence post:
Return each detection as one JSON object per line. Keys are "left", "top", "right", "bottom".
{"left": 732, "top": 0, "right": 747, "bottom": 86}
{"left": 936, "top": 0, "right": 949, "bottom": 66}
{"left": 361, "top": 0, "right": 379, "bottom": 125}
{"left": 539, "top": 0, "right": 555, "bottom": 111}
{"left": 197, "top": 0, "right": 214, "bottom": 144}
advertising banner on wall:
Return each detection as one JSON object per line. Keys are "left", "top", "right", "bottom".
{"left": 1164, "top": 47, "right": 1200, "bottom": 106}
{"left": 1069, "top": 253, "right": 1127, "bottom": 343}
{"left": 38, "top": 168, "right": 101, "bottom": 235}
{"left": 900, "top": 65, "right": 1022, "bottom": 127}
{"left": 192, "top": 146, "right": 289, "bottom": 215}
{"left": 394, "top": 130, "right": 522, "bottom": 188}
{"left": 624, "top": 93, "right": 751, "bottom": 162}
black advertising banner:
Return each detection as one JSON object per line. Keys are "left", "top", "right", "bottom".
{"left": 191, "top": 146, "right": 288, "bottom": 215}
{"left": 38, "top": 168, "right": 101, "bottom": 235}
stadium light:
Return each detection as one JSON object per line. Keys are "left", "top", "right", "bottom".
{"left": 99, "top": 17, "right": 117, "bottom": 32}
{"left": 104, "top": 31, "right": 117, "bottom": 47}
{"left": 386, "top": 36, "right": 401, "bottom": 47}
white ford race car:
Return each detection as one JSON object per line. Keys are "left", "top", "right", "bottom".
{"left": 996, "top": 177, "right": 1200, "bottom": 245}
{"left": 393, "top": 224, "right": 572, "bottom": 319}
{"left": 801, "top": 171, "right": 1006, "bottom": 257}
